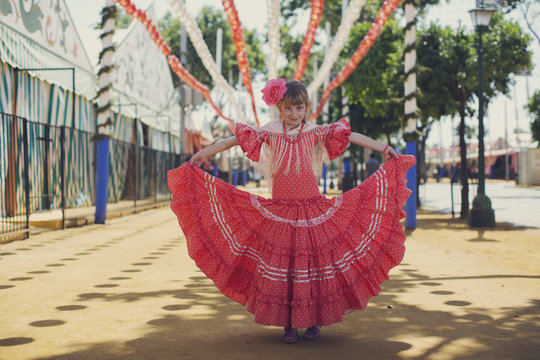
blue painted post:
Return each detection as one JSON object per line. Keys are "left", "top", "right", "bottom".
{"left": 322, "top": 164, "right": 327, "bottom": 194}
{"left": 344, "top": 159, "right": 350, "bottom": 173}
{"left": 213, "top": 163, "right": 218, "bottom": 177}
{"left": 95, "top": 138, "right": 110, "bottom": 224}
{"left": 233, "top": 170, "right": 238, "bottom": 186}
{"left": 242, "top": 170, "right": 247, "bottom": 186}
{"left": 405, "top": 141, "right": 417, "bottom": 229}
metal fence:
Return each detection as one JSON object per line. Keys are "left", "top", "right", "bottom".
{"left": 1, "top": 112, "right": 184, "bottom": 242}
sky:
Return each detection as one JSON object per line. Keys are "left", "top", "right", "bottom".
{"left": 68, "top": 0, "right": 540, "bottom": 148}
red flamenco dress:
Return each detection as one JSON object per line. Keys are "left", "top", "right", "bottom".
{"left": 167, "top": 119, "right": 415, "bottom": 328}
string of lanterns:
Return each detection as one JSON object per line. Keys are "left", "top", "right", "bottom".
{"left": 306, "top": 0, "right": 366, "bottom": 96}
{"left": 115, "top": 0, "right": 402, "bottom": 130}
{"left": 112, "top": 0, "right": 235, "bottom": 130}
{"left": 310, "top": 0, "right": 403, "bottom": 121}
{"left": 293, "top": 0, "right": 325, "bottom": 81}
{"left": 222, "top": 0, "right": 260, "bottom": 127}
{"left": 167, "top": 0, "right": 247, "bottom": 124}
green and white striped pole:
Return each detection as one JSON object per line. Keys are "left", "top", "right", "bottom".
{"left": 95, "top": 0, "right": 116, "bottom": 224}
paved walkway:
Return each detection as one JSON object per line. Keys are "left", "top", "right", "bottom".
{"left": 421, "top": 180, "right": 540, "bottom": 228}
{"left": 1, "top": 206, "right": 539, "bottom": 360}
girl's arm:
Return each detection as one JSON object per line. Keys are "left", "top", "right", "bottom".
{"left": 349, "top": 132, "right": 398, "bottom": 160}
{"left": 189, "top": 136, "right": 240, "bottom": 167}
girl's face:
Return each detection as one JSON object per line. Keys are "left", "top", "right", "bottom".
{"left": 279, "top": 102, "right": 309, "bottom": 129}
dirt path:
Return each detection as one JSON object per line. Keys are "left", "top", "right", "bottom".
{"left": 1, "top": 207, "right": 539, "bottom": 360}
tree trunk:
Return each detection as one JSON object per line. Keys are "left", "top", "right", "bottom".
{"left": 458, "top": 101, "right": 469, "bottom": 218}
{"left": 417, "top": 126, "right": 430, "bottom": 208}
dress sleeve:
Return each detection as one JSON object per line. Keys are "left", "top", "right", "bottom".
{"left": 324, "top": 118, "right": 351, "bottom": 160}
{"left": 235, "top": 123, "right": 264, "bottom": 162}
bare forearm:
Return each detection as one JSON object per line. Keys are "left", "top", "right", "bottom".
{"left": 204, "top": 136, "right": 240, "bottom": 156}
{"left": 349, "top": 132, "right": 386, "bottom": 152}
{"left": 190, "top": 136, "right": 239, "bottom": 166}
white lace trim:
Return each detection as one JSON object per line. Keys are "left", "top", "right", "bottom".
{"left": 249, "top": 194, "right": 343, "bottom": 227}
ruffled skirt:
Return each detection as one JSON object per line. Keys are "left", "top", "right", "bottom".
{"left": 167, "top": 155, "right": 415, "bottom": 328}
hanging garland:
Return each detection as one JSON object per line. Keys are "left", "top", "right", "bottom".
{"left": 310, "top": 0, "right": 403, "bottom": 121}
{"left": 222, "top": 0, "right": 260, "bottom": 127}
{"left": 306, "top": 0, "right": 366, "bottom": 97}
{"left": 266, "top": 0, "right": 280, "bottom": 81}
{"left": 168, "top": 55, "right": 235, "bottom": 130}
{"left": 167, "top": 0, "right": 247, "bottom": 124}
{"left": 112, "top": 0, "right": 235, "bottom": 131}
{"left": 293, "top": 0, "right": 325, "bottom": 81}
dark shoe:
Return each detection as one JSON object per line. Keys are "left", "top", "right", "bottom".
{"left": 303, "top": 326, "right": 321, "bottom": 340}
{"left": 281, "top": 327, "right": 298, "bottom": 344}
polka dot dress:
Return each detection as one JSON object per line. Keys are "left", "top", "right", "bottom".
{"left": 167, "top": 119, "right": 415, "bottom": 328}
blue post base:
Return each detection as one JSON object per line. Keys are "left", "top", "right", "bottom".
{"left": 95, "top": 138, "right": 110, "bottom": 224}
{"left": 322, "top": 165, "right": 327, "bottom": 194}
{"left": 405, "top": 141, "right": 417, "bottom": 229}
{"left": 213, "top": 163, "right": 218, "bottom": 177}
{"left": 242, "top": 171, "right": 247, "bottom": 186}
{"left": 233, "top": 170, "right": 238, "bottom": 186}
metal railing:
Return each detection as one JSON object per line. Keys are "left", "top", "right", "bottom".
{"left": 1, "top": 112, "right": 184, "bottom": 242}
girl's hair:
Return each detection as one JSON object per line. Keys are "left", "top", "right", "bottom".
{"left": 277, "top": 80, "right": 311, "bottom": 108}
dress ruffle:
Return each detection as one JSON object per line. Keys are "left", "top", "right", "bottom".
{"left": 167, "top": 155, "right": 415, "bottom": 328}
{"left": 235, "top": 123, "right": 264, "bottom": 162}
{"left": 324, "top": 118, "right": 351, "bottom": 160}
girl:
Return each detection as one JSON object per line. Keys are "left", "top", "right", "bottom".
{"left": 168, "top": 79, "right": 415, "bottom": 343}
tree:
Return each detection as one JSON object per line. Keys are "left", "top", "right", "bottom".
{"left": 503, "top": 0, "right": 540, "bottom": 44}
{"left": 93, "top": 6, "right": 132, "bottom": 29}
{"left": 527, "top": 90, "right": 540, "bottom": 146}
{"left": 341, "top": 18, "right": 403, "bottom": 142}
{"left": 418, "top": 15, "right": 531, "bottom": 218}
{"left": 158, "top": 7, "right": 265, "bottom": 91}
{"left": 417, "top": 24, "right": 460, "bottom": 190}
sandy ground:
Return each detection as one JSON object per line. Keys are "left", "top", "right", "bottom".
{"left": 0, "top": 205, "right": 539, "bottom": 360}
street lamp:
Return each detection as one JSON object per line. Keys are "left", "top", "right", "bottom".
{"left": 469, "top": 1, "right": 496, "bottom": 227}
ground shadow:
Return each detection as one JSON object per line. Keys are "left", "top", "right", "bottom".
{"left": 406, "top": 209, "right": 536, "bottom": 238}
{"left": 32, "top": 268, "right": 540, "bottom": 360}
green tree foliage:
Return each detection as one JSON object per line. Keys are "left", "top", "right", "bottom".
{"left": 342, "top": 18, "right": 403, "bottom": 143}
{"left": 417, "top": 15, "right": 531, "bottom": 217}
{"left": 526, "top": 90, "right": 540, "bottom": 146}
{"left": 158, "top": 6, "right": 265, "bottom": 91}
{"left": 94, "top": 6, "right": 132, "bottom": 30}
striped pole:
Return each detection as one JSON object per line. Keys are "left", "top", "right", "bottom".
{"left": 95, "top": 0, "right": 116, "bottom": 224}
{"left": 403, "top": 0, "right": 417, "bottom": 229}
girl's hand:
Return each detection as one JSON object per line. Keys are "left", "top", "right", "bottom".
{"left": 189, "top": 149, "right": 209, "bottom": 167}
{"left": 382, "top": 145, "right": 398, "bottom": 161}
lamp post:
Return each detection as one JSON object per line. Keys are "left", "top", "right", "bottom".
{"left": 469, "top": 1, "right": 496, "bottom": 227}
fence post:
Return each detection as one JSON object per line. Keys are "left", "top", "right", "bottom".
{"left": 154, "top": 150, "right": 157, "bottom": 204}
{"left": 134, "top": 120, "right": 138, "bottom": 210}
{"left": 60, "top": 126, "right": 66, "bottom": 229}
{"left": 22, "top": 117, "right": 30, "bottom": 238}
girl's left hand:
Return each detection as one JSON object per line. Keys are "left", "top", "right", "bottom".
{"left": 382, "top": 145, "right": 398, "bottom": 161}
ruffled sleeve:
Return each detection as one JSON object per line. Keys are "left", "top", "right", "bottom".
{"left": 235, "top": 123, "right": 265, "bottom": 162}
{"left": 324, "top": 118, "right": 351, "bottom": 160}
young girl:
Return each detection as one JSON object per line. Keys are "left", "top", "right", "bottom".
{"left": 168, "top": 79, "right": 415, "bottom": 343}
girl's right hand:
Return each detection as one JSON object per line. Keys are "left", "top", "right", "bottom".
{"left": 189, "top": 150, "right": 209, "bottom": 167}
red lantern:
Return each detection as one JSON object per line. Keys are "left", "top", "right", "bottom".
{"left": 119, "top": 0, "right": 131, "bottom": 7}
{"left": 137, "top": 11, "right": 147, "bottom": 23}
{"left": 160, "top": 44, "right": 171, "bottom": 56}
{"left": 125, "top": 4, "right": 135, "bottom": 15}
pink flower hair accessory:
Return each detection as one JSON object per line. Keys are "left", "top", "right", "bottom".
{"left": 261, "top": 78, "right": 287, "bottom": 107}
